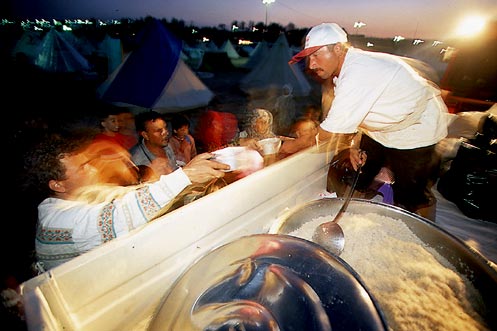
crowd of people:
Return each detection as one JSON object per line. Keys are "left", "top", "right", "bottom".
{"left": 8, "top": 101, "right": 320, "bottom": 275}
{"left": 3, "top": 21, "right": 457, "bottom": 329}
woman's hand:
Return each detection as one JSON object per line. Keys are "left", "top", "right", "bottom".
{"left": 182, "top": 153, "right": 230, "bottom": 184}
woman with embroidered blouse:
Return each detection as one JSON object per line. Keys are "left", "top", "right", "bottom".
{"left": 25, "top": 132, "right": 229, "bottom": 271}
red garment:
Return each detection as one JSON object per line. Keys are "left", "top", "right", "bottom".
{"left": 93, "top": 132, "right": 130, "bottom": 149}
{"left": 121, "top": 134, "right": 139, "bottom": 150}
{"left": 195, "top": 110, "right": 239, "bottom": 152}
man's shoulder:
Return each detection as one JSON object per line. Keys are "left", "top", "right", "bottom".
{"left": 129, "top": 142, "right": 141, "bottom": 153}
{"left": 129, "top": 143, "right": 148, "bottom": 163}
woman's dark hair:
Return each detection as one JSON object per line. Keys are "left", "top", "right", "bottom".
{"left": 22, "top": 131, "right": 93, "bottom": 199}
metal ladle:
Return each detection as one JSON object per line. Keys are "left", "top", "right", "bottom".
{"left": 312, "top": 157, "right": 363, "bottom": 255}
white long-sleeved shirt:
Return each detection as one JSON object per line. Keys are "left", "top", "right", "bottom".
{"left": 35, "top": 169, "right": 191, "bottom": 270}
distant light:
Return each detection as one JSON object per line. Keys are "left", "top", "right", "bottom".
{"left": 238, "top": 39, "right": 253, "bottom": 45}
{"left": 441, "top": 46, "right": 457, "bottom": 62}
{"left": 1, "top": 19, "right": 14, "bottom": 25}
{"left": 455, "top": 15, "right": 486, "bottom": 37}
{"left": 262, "top": 0, "right": 275, "bottom": 5}
{"left": 366, "top": 42, "right": 374, "bottom": 47}
{"left": 191, "top": 28, "right": 198, "bottom": 34}
{"left": 232, "top": 25, "right": 238, "bottom": 32}
{"left": 412, "top": 39, "right": 424, "bottom": 45}
{"left": 202, "top": 37, "right": 210, "bottom": 42}
{"left": 252, "top": 27, "right": 258, "bottom": 32}
{"left": 432, "top": 40, "right": 443, "bottom": 47}
{"left": 62, "top": 25, "right": 72, "bottom": 31}
{"left": 354, "top": 21, "right": 366, "bottom": 28}
{"left": 393, "top": 35, "right": 405, "bottom": 42}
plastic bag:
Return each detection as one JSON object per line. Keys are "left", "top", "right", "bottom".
{"left": 438, "top": 140, "right": 497, "bottom": 222}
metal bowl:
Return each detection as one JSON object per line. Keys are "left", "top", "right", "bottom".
{"left": 269, "top": 198, "right": 497, "bottom": 330}
{"left": 149, "top": 234, "right": 388, "bottom": 331}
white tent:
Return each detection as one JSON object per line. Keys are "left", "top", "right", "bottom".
{"left": 11, "top": 30, "right": 43, "bottom": 63}
{"left": 240, "top": 34, "right": 311, "bottom": 97}
{"left": 148, "top": 59, "right": 214, "bottom": 112}
{"left": 220, "top": 39, "right": 240, "bottom": 59}
{"left": 97, "top": 19, "right": 214, "bottom": 113}
{"left": 243, "top": 40, "right": 270, "bottom": 70}
{"left": 98, "top": 54, "right": 215, "bottom": 114}
{"left": 61, "top": 31, "right": 96, "bottom": 57}
{"left": 198, "top": 40, "right": 219, "bottom": 52}
{"left": 182, "top": 44, "right": 205, "bottom": 70}
{"left": 34, "top": 29, "right": 91, "bottom": 73}
{"left": 96, "top": 34, "right": 123, "bottom": 75}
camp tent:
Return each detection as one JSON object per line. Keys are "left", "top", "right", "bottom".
{"left": 182, "top": 44, "right": 205, "bottom": 70}
{"left": 96, "top": 34, "right": 123, "bottom": 75}
{"left": 240, "top": 33, "right": 311, "bottom": 97}
{"left": 11, "top": 30, "right": 43, "bottom": 63}
{"left": 242, "top": 40, "right": 269, "bottom": 70}
{"left": 198, "top": 40, "right": 219, "bottom": 52}
{"left": 34, "top": 29, "right": 91, "bottom": 73}
{"left": 220, "top": 39, "right": 240, "bottom": 59}
{"left": 97, "top": 18, "right": 214, "bottom": 113}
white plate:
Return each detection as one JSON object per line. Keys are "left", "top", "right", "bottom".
{"left": 212, "top": 146, "right": 263, "bottom": 172}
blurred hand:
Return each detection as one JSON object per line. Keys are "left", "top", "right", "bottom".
{"left": 182, "top": 153, "right": 230, "bottom": 184}
{"left": 350, "top": 148, "right": 367, "bottom": 171}
{"left": 330, "top": 148, "right": 367, "bottom": 172}
{"left": 239, "top": 137, "right": 261, "bottom": 151}
{"left": 85, "top": 140, "right": 139, "bottom": 185}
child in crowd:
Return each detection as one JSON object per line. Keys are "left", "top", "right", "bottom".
{"left": 279, "top": 117, "right": 319, "bottom": 156}
{"left": 92, "top": 105, "right": 138, "bottom": 185}
{"left": 169, "top": 114, "right": 197, "bottom": 166}
{"left": 302, "top": 104, "right": 322, "bottom": 123}
{"left": 117, "top": 109, "right": 139, "bottom": 149}
{"left": 93, "top": 105, "right": 130, "bottom": 148}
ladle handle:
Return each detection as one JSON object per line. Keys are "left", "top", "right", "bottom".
{"left": 333, "top": 152, "right": 364, "bottom": 223}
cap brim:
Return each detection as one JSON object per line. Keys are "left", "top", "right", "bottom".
{"left": 289, "top": 46, "right": 322, "bottom": 64}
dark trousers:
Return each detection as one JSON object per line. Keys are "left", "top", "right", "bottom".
{"left": 357, "top": 134, "right": 441, "bottom": 213}
{"left": 327, "top": 135, "right": 441, "bottom": 215}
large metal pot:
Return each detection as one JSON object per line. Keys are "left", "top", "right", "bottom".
{"left": 149, "top": 234, "right": 388, "bottom": 331}
{"left": 269, "top": 198, "right": 497, "bottom": 329}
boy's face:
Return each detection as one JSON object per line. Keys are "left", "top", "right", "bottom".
{"left": 174, "top": 125, "right": 189, "bottom": 138}
{"left": 296, "top": 121, "right": 318, "bottom": 138}
{"left": 102, "top": 115, "right": 120, "bottom": 132}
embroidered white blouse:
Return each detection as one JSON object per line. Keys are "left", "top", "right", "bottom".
{"left": 35, "top": 169, "right": 191, "bottom": 270}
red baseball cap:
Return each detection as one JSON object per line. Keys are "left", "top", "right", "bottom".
{"left": 289, "top": 23, "right": 348, "bottom": 64}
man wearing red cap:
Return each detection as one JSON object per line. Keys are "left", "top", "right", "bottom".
{"left": 290, "top": 23, "right": 448, "bottom": 221}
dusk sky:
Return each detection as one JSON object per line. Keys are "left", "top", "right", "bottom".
{"left": 6, "top": 0, "right": 497, "bottom": 39}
